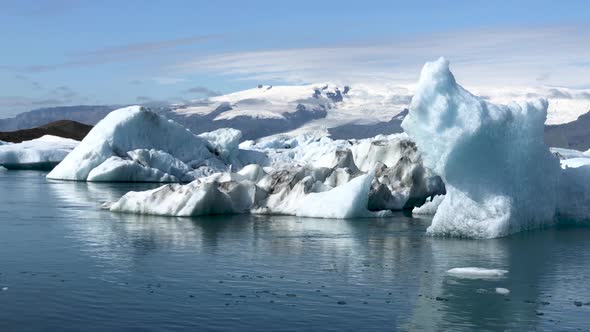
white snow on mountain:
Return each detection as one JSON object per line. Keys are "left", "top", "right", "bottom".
{"left": 472, "top": 86, "right": 590, "bottom": 125}
{"left": 173, "top": 83, "right": 411, "bottom": 133}
{"left": 171, "top": 81, "right": 589, "bottom": 140}
{"left": 0, "top": 135, "right": 79, "bottom": 169}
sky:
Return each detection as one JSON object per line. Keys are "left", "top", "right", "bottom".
{"left": 1, "top": 0, "right": 589, "bottom": 117}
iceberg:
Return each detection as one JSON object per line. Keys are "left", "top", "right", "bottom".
{"left": 403, "top": 58, "right": 590, "bottom": 238}
{"left": 0, "top": 135, "right": 78, "bottom": 170}
{"left": 109, "top": 174, "right": 257, "bottom": 216}
{"left": 47, "top": 106, "right": 219, "bottom": 182}
{"left": 106, "top": 134, "right": 444, "bottom": 218}
{"left": 402, "top": 58, "right": 561, "bottom": 238}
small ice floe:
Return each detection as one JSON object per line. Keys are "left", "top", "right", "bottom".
{"left": 495, "top": 288, "right": 510, "bottom": 295}
{"left": 1, "top": 287, "right": 8, "bottom": 291}
{"left": 446, "top": 267, "right": 508, "bottom": 279}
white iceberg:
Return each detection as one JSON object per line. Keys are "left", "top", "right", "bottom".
{"left": 109, "top": 173, "right": 257, "bottom": 216}
{"left": 106, "top": 136, "right": 444, "bottom": 218}
{"left": 402, "top": 58, "right": 561, "bottom": 238}
{"left": 47, "top": 106, "right": 219, "bottom": 182}
{"left": 0, "top": 135, "right": 79, "bottom": 170}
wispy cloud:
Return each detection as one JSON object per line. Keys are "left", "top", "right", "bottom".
{"left": 152, "top": 77, "right": 187, "bottom": 85}
{"left": 172, "top": 25, "right": 590, "bottom": 88}
{"left": 2, "top": 34, "right": 218, "bottom": 73}
{"left": 0, "top": 85, "right": 89, "bottom": 116}
{"left": 77, "top": 35, "right": 218, "bottom": 58}
{"left": 183, "top": 86, "right": 222, "bottom": 97}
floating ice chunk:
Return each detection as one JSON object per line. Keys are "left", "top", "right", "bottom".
{"left": 0, "top": 166, "right": 6, "bottom": 171}
{"left": 550, "top": 147, "right": 586, "bottom": 160}
{"left": 556, "top": 165, "right": 590, "bottom": 222}
{"left": 296, "top": 174, "right": 390, "bottom": 218}
{"left": 402, "top": 58, "right": 560, "bottom": 238}
{"left": 412, "top": 195, "right": 445, "bottom": 215}
{"left": 0, "top": 135, "right": 78, "bottom": 170}
{"left": 446, "top": 267, "right": 508, "bottom": 279}
{"left": 47, "top": 106, "right": 214, "bottom": 181}
{"left": 495, "top": 288, "right": 510, "bottom": 295}
{"left": 559, "top": 157, "right": 590, "bottom": 169}
{"left": 109, "top": 179, "right": 257, "bottom": 216}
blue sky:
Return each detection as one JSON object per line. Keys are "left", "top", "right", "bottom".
{"left": 1, "top": 0, "right": 589, "bottom": 117}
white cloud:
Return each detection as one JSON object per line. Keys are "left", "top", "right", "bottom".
{"left": 152, "top": 77, "right": 187, "bottom": 85}
{"left": 172, "top": 25, "right": 590, "bottom": 89}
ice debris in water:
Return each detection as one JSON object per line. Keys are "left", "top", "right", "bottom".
{"left": 446, "top": 267, "right": 508, "bottom": 279}
{"left": 495, "top": 288, "right": 510, "bottom": 295}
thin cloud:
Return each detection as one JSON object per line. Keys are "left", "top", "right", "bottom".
{"left": 547, "top": 88, "right": 572, "bottom": 99}
{"left": 184, "top": 86, "right": 222, "bottom": 97}
{"left": 3, "top": 34, "right": 219, "bottom": 73}
{"left": 153, "top": 77, "right": 187, "bottom": 85}
{"left": 172, "top": 25, "right": 590, "bottom": 89}
{"left": 76, "top": 35, "right": 219, "bottom": 58}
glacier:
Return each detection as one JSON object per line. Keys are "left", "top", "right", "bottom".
{"left": 0, "top": 135, "right": 79, "bottom": 170}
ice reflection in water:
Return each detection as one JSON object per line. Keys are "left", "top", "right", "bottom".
{"left": 0, "top": 171, "right": 589, "bottom": 331}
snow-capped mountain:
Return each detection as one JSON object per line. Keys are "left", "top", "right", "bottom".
{"left": 169, "top": 83, "right": 410, "bottom": 140}
{"left": 1, "top": 83, "right": 589, "bottom": 143}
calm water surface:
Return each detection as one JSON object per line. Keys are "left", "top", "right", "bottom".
{"left": 1, "top": 171, "right": 590, "bottom": 331}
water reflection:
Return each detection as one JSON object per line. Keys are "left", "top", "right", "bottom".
{"left": 24, "top": 173, "right": 590, "bottom": 330}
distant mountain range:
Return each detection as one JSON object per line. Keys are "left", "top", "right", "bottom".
{"left": 0, "top": 105, "right": 121, "bottom": 132}
{"left": 1, "top": 85, "right": 589, "bottom": 150}
{"left": 545, "top": 111, "right": 590, "bottom": 151}
{"left": 0, "top": 120, "right": 93, "bottom": 143}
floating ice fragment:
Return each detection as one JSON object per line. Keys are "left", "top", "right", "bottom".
{"left": 495, "top": 288, "right": 510, "bottom": 295}
{"left": 446, "top": 267, "right": 508, "bottom": 279}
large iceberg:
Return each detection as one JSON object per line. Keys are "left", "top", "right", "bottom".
{"left": 106, "top": 133, "right": 444, "bottom": 218}
{"left": 47, "top": 106, "right": 229, "bottom": 182}
{"left": 0, "top": 135, "right": 79, "bottom": 170}
{"left": 403, "top": 58, "right": 584, "bottom": 238}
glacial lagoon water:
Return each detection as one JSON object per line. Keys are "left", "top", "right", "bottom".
{"left": 1, "top": 171, "right": 590, "bottom": 331}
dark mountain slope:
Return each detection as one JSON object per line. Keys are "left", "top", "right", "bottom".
{"left": 0, "top": 120, "right": 92, "bottom": 143}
